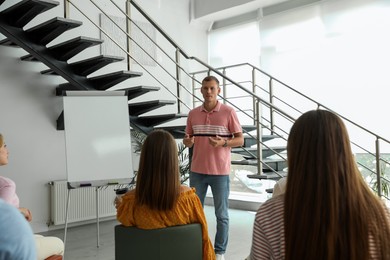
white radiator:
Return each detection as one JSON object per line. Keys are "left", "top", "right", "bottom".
{"left": 49, "top": 180, "right": 118, "bottom": 226}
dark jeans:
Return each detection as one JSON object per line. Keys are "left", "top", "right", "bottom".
{"left": 190, "top": 172, "right": 230, "bottom": 254}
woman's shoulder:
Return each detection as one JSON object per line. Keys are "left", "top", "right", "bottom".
{"left": 122, "top": 189, "right": 136, "bottom": 200}
{"left": 0, "top": 176, "right": 15, "bottom": 187}
{"left": 256, "top": 195, "right": 284, "bottom": 219}
{"left": 180, "top": 185, "right": 192, "bottom": 193}
{"left": 179, "top": 186, "right": 198, "bottom": 200}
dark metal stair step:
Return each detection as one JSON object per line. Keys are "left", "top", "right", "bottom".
{"left": 0, "top": 0, "right": 59, "bottom": 28}
{"left": 26, "top": 17, "right": 82, "bottom": 46}
{"left": 242, "top": 125, "right": 257, "bottom": 133}
{"left": 0, "top": 38, "right": 18, "bottom": 47}
{"left": 55, "top": 84, "right": 160, "bottom": 98}
{"left": 21, "top": 36, "right": 103, "bottom": 62}
{"left": 20, "top": 53, "right": 39, "bottom": 61}
{"left": 41, "top": 68, "right": 60, "bottom": 75}
{"left": 70, "top": 55, "right": 124, "bottom": 76}
{"left": 232, "top": 146, "right": 286, "bottom": 159}
{"left": 130, "top": 113, "right": 187, "bottom": 127}
{"left": 120, "top": 86, "right": 160, "bottom": 101}
{"left": 0, "top": 19, "right": 107, "bottom": 91}
{"left": 55, "top": 72, "right": 141, "bottom": 94}
{"left": 262, "top": 159, "right": 287, "bottom": 172}
{"left": 49, "top": 36, "right": 103, "bottom": 61}
{"left": 247, "top": 171, "right": 287, "bottom": 181}
{"left": 232, "top": 158, "right": 287, "bottom": 171}
{"left": 89, "top": 70, "right": 142, "bottom": 90}
{"left": 243, "top": 134, "right": 278, "bottom": 147}
{"left": 129, "top": 100, "right": 175, "bottom": 116}
{"left": 55, "top": 83, "right": 90, "bottom": 95}
{"left": 42, "top": 55, "right": 125, "bottom": 76}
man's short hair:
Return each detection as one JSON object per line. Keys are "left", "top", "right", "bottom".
{"left": 202, "top": 76, "right": 219, "bottom": 86}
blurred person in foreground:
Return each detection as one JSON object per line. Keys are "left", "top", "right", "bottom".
{"left": 0, "top": 198, "right": 36, "bottom": 260}
{"left": 250, "top": 109, "right": 390, "bottom": 260}
{"left": 0, "top": 133, "right": 64, "bottom": 260}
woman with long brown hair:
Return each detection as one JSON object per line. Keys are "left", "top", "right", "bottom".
{"left": 116, "top": 129, "right": 215, "bottom": 259}
{"left": 250, "top": 110, "right": 390, "bottom": 260}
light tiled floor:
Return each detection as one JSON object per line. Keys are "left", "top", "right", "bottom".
{"left": 39, "top": 205, "right": 256, "bottom": 260}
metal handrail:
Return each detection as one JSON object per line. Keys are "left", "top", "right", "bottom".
{"left": 192, "top": 62, "right": 390, "bottom": 144}
{"left": 67, "top": 0, "right": 294, "bottom": 177}
{"left": 128, "top": 1, "right": 295, "bottom": 122}
{"left": 66, "top": 0, "right": 197, "bottom": 111}
{"left": 192, "top": 62, "right": 390, "bottom": 197}
{"left": 63, "top": 0, "right": 389, "bottom": 198}
{"left": 128, "top": 0, "right": 191, "bottom": 59}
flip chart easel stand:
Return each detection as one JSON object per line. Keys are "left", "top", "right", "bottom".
{"left": 62, "top": 184, "right": 107, "bottom": 260}
{"left": 61, "top": 91, "right": 133, "bottom": 259}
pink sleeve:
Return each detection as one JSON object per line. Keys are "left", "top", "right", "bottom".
{"left": 229, "top": 109, "right": 242, "bottom": 133}
{"left": 0, "top": 177, "right": 20, "bottom": 207}
{"left": 185, "top": 111, "right": 193, "bottom": 135}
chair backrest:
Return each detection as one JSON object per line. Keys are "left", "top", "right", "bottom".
{"left": 115, "top": 223, "right": 203, "bottom": 260}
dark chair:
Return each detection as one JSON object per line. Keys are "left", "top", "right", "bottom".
{"left": 115, "top": 223, "right": 203, "bottom": 260}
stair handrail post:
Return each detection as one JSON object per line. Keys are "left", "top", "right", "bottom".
{"left": 64, "top": 0, "right": 70, "bottom": 18}
{"left": 126, "top": 0, "right": 132, "bottom": 71}
{"left": 175, "top": 48, "right": 181, "bottom": 113}
{"left": 192, "top": 75, "right": 196, "bottom": 108}
{"left": 252, "top": 67, "right": 256, "bottom": 126}
{"left": 222, "top": 68, "right": 227, "bottom": 105}
{"left": 269, "top": 78, "right": 275, "bottom": 135}
{"left": 375, "top": 138, "right": 382, "bottom": 197}
{"left": 256, "top": 99, "right": 263, "bottom": 175}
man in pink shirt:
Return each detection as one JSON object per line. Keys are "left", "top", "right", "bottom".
{"left": 183, "top": 76, "right": 244, "bottom": 260}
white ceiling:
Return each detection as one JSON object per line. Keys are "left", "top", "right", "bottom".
{"left": 194, "top": 0, "right": 289, "bottom": 22}
{"left": 193, "top": 0, "right": 322, "bottom": 22}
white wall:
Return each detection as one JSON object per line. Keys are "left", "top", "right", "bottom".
{"left": 0, "top": 0, "right": 208, "bottom": 232}
{"left": 259, "top": 0, "right": 390, "bottom": 148}
{"left": 205, "top": 0, "right": 390, "bottom": 151}
{"left": 136, "top": 0, "right": 209, "bottom": 59}
{"left": 0, "top": 48, "right": 66, "bottom": 232}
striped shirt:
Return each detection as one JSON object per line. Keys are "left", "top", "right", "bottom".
{"left": 186, "top": 101, "right": 242, "bottom": 175}
{"left": 250, "top": 195, "right": 390, "bottom": 260}
{"left": 251, "top": 195, "right": 285, "bottom": 260}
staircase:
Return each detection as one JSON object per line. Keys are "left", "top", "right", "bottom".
{"left": 0, "top": 0, "right": 283, "bottom": 181}
{"left": 0, "top": 0, "right": 188, "bottom": 137}
{"left": 0, "top": 0, "right": 389, "bottom": 199}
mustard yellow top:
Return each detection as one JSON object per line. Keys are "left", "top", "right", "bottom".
{"left": 117, "top": 187, "right": 216, "bottom": 260}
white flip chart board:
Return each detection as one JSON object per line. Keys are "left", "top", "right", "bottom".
{"left": 63, "top": 91, "right": 133, "bottom": 188}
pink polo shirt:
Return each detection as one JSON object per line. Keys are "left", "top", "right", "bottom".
{"left": 0, "top": 176, "right": 20, "bottom": 207}
{"left": 186, "top": 101, "right": 242, "bottom": 175}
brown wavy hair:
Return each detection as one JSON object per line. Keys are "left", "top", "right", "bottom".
{"left": 0, "top": 133, "right": 3, "bottom": 147}
{"left": 135, "top": 129, "right": 180, "bottom": 211}
{"left": 285, "top": 110, "right": 390, "bottom": 260}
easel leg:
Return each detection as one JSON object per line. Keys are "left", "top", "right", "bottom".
{"left": 63, "top": 188, "right": 71, "bottom": 260}
{"left": 96, "top": 186, "right": 100, "bottom": 248}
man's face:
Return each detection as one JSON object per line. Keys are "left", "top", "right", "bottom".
{"left": 0, "top": 143, "right": 8, "bottom": 166}
{"left": 201, "top": 80, "right": 220, "bottom": 103}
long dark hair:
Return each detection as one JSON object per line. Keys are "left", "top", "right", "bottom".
{"left": 135, "top": 130, "right": 180, "bottom": 211}
{"left": 285, "top": 110, "right": 390, "bottom": 260}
